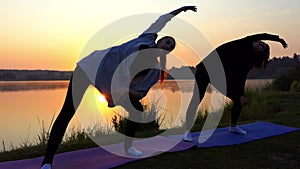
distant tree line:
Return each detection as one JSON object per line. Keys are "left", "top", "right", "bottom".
{"left": 266, "top": 66, "right": 300, "bottom": 92}
{"left": 0, "top": 70, "right": 72, "bottom": 81}
{"left": 247, "top": 53, "right": 300, "bottom": 79}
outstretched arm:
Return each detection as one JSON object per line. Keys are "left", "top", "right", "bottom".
{"left": 246, "top": 33, "right": 288, "bottom": 49}
{"left": 143, "top": 6, "right": 197, "bottom": 34}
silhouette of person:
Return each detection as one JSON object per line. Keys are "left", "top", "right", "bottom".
{"left": 41, "top": 6, "right": 197, "bottom": 169}
{"left": 184, "top": 33, "right": 288, "bottom": 141}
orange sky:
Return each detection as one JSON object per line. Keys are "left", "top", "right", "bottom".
{"left": 1, "top": 0, "right": 299, "bottom": 71}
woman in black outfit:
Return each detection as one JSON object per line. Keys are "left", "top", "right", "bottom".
{"left": 184, "top": 33, "right": 288, "bottom": 141}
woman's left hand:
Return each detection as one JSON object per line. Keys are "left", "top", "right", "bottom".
{"left": 182, "top": 6, "right": 197, "bottom": 12}
{"left": 279, "top": 38, "right": 288, "bottom": 49}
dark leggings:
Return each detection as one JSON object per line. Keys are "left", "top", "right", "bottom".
{"left": 122, "top": 91, "right": 144, "bottom": 150}
{"left": 41, "top": 78, "right": 75, "bottom": 165}
{"left": 185, "top": 65, "right": 243, "bottom": 131}
{"left": 41, "top": 67, "right": 142, "bottom": 165}
{"left": 41, "top": 67, "right": 90, "bottom": 165}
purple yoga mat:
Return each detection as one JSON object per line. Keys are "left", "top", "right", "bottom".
{"left": 167, "top": 121, "right": 299, "bottom": 148}
{"left": 1, "top": 121, "right": 298, "bottom": 169}
{"left": 0, "top": 136, "right": 194, "bottom": 169}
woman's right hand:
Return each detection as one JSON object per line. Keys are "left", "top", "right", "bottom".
{"left": 240, "top": 96, "right": 248, "bottom": 106}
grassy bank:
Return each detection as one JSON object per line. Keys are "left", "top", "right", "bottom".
{"left": 1, "top": 91, "right": 300, "bottom": 169}
{"left": 115, "top": 91, "right": 300, "bottom": 169}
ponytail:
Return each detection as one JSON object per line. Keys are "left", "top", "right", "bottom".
{"left": 159, "top": 55, "right": 167, "bottom": 83}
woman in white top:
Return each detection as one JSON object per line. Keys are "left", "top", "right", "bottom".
{"left": 41, "top": 6, "right": 197, "bottom": 169}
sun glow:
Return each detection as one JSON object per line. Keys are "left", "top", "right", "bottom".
{"left": 97, "top": 93, "right": 107, "bottom": 103}
{"left": 93, "top": 89, "right": 116, "bottom": 114}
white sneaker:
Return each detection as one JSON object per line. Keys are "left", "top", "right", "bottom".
{"left": 126, "top": 146, "right": 143, "bottom": 157}
{"left": 183, "top": 131, "right": 193, "bottom": 142}
{"left": 229, "top": 126, "right": 247, "bottom": 135}
{"left": 41, "top": 164, "right": 52, "bottom": 169}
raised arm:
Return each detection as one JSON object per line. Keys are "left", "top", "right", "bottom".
{"left": 246, "top": 33, "right": 288, "bottom": 49}
{"left": 143, "top": 6, "right": 197, "bottom": 34}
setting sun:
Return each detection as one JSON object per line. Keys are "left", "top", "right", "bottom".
{"left": 97, "top": 93, "right": 107, "bottom": 103}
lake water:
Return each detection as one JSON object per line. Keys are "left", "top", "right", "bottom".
{"left": 0, "top": 79, "right": 272, "bottom": 151}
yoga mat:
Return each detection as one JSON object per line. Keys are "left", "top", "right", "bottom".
{"left": 0, "top": 136, "right": 194, "bottom": 169}
{"left": 0, "top": 121, "right": 298, "bottom": 169}
{"left": 167, "top": 121, "right": 299, "bottom": 148}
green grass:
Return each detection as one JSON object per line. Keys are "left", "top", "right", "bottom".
{"left": 115, "top": 91, "right": 300, "bottom": 169}
{"left": 1, "top": 91, "right": 300, "bottom": 169}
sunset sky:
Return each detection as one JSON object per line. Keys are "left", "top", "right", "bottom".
{"left": 1, "top": 0, "right": 299, "bottom": 71}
